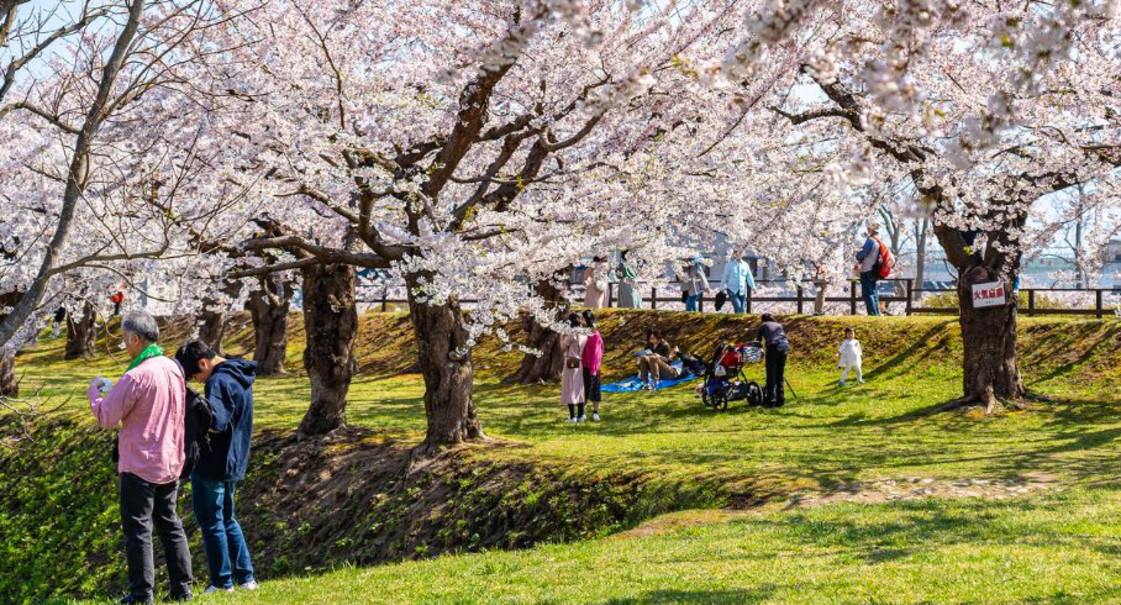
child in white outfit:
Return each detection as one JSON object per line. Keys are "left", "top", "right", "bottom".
{"left": 838, "top": 327, "right": 863, "bottom": 385}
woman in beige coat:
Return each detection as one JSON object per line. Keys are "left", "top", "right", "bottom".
{"left": 560, "top": 313, "right": 588, "bottom": 422}
{"left": 583, "top": 257, "right": 609, "bottom": 309}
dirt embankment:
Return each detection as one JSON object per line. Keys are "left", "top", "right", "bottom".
{"left": 0, "top": 418, "right": 727, "bottom": 604}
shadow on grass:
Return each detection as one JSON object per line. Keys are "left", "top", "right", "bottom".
{"left": 601, "top": 587, "right": 776, "bottom": 605}
{"left": 863, "top": 320, "right": 956, "bottom": 382}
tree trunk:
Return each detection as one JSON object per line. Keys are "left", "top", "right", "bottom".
{"left": 914, "top": 218, "right": 928, "bottom": 290}
{"left": 64, "top": 302, "right": 96, "bottom": 360}
{"left": 0, "top": 353, "right": 17, "bottom": 397}
{"left": 407, "top": 273, "right": 484, "bottom": 456}
{"left": 297, "top": 263, "right": 357, "bottom": 438}
{"left": 953, "top": 266, "right": 1024, "bottom": 412}
{"left": 507, "top": 277, "right": 566, "bottom": 384}
{"left": 196, "top": 279, "right": 242, "bottom": 354}
{"left": 195, "top": 309, "right": 228, "bottom": 353}
{"left": 248, "top": 277, "right": 292, "bottom": 377}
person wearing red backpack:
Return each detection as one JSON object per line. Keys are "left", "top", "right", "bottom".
{"left": 855, "top": 223, "right": 884, "bottom": 316}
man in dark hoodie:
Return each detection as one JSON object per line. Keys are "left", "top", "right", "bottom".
{"left": 174, "top": 341, "right": 258, "bottom": 594}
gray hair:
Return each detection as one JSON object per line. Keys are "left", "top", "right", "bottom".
{"left": 122, "top": 311, "right": 159, "bottom": 344}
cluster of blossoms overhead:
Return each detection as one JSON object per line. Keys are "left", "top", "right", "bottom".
{"left": 0, "top": 0, "right": 1117, "bottom": 354}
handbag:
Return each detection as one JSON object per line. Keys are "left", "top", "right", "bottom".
{"left": 714, "top": 290, "right": 727, "bottom": 311}
{"left": 566, "top": 358, "right": 580, "bottom": 369}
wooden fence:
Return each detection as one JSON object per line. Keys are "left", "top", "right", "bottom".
{"left": 361, "top": 278, "right": 1120, "bottom": 319}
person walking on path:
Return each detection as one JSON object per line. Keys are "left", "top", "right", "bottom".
{"left": 583, "top": 257, "right": 609, "bottom": 309}
{"left": 684, "top": 258, "right": 710, "bottom": 312}
{"left": 616, "top": 250, "right": 642, "bottom": 309}
{"left": 581, "top": 310, "right": 605, "bottom": 422}
{"left": 837, "top": 327, "right": 864, "bottom": 386}
{"left": 174, "top": 341, "right": 259, "bottom": 595}
{"left": 856, "top": 224, "right": 883, "bottom": 316}
{"left": 560, "top": 313, "right": 589, "bottom": 422}
{"left": 721, "top": 251, "right": 755, "bottom": 314}
{"left": 754, "top": 313, "right": 789, "bottom": 407}
{"left": 88, "top": 311, "right": 193, "bottom": 603}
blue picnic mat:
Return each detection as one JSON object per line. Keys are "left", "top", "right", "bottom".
{"left": 601, "top": 361, "right": 700, "bottom": 393}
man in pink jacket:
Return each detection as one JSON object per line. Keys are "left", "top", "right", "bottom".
{"left": 89, "top": 311, "right": 193, "bottom": 603}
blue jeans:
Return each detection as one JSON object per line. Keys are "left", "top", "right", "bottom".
{"left": 860, "top": 272, "right": 880, "bottom": 316}
{"left": 729, "top": 291, "right": 747, "bottom": 314}
{"left": 192, "top": 475, "right": 255, "bottom": 588}
{"left": 685, "top": 294, "right": 701, "bottom": 312}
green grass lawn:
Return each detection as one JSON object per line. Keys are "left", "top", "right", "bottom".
{"left": 12, "top": 312, "right": 1121, "bottom": 604}
{"left": 63, "top": 490, "right": 1121, "bottom": 604}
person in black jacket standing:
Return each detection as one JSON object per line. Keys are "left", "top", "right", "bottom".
{"left": 754, "top": 313, "right": 789, "bottom": 407}
{"left": 174, "top": 341, "right": 258, "bottom": 594}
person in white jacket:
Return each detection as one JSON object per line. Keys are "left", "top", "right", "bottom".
{"left": 838, "top": 327, "right": 864, "bottom": 385}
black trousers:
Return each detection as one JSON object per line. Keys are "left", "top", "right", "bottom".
{"left": 764, "top": 343, "right": 788, "bottom": 406}
{"left": 119, "top": 472, "right": 194, "bottom": 600}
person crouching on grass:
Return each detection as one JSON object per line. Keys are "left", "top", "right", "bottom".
{"left": 174, "top": 341, "right": 259, "bottom": 594}
{"left": 837, "top": 327, "right": 864, "bottom": 386}
{"left": 88, "top": 311, "right": 194, "bottom": 603}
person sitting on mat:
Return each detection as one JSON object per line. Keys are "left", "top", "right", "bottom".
{"left": 637, "top": 329, "right": 680, "bottom": 389}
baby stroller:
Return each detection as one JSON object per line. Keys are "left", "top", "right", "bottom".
{"left": 700, "top": 342, "right": 764, "bottom": 411}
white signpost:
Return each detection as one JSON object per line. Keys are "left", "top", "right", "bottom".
{"left": 971, "top": 281, "right": 1007, "bottom": 309}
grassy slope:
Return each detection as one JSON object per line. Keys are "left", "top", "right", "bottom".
{"left": 8, "top": 311, "right": 1121, "bottom": 604}
{"left": 153, "top": 490, "right": 1121, "bottom": 605}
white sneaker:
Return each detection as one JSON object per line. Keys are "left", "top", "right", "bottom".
{"left": 577, "top": 415, "right": 587, "bottom": 422}
{"left": 566, "top": 417, "right": 578, "bottom": 423}
{"left": 204, "top": 586, "right": 234, "bottom": 594}
{"left": 239, "top": 581, "right": 259, "bottom": 591}
{"left": 857, "top": 379, "right": 865, "bottom": 384}
{"left": 592, "top": 413, "right": 601, "bottom": 422}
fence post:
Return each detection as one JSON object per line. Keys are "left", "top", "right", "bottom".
{"left": 651, "top": 286, "right": 657, "bottom": 310}
{"left": 699, "top": 294, "right": 704, "bottom": 313}
{"left": 1028, "top": 289, "right": 1035, "bottom": 316}
{"left": 905, "top": 279, "right": 914, "bottom": 316}
{"left": 796, "top": 286, "right": 804, "bottom": 315}
{"left": 746, "top": 288, "right": 752, "bottom": 314}
{"left": 1096, "top": 289, "right": 1103, "bottom": 319}
{"left": 850, "top": 281, "right": 858, "bottom": 315}
{"left": 608, "top": 283, "right": 615, "bottom": 308}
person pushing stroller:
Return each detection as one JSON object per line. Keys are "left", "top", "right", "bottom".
{"left": 754, "top": 313, "right": 789, "bottom": 407}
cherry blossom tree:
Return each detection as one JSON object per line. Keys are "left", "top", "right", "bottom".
{"left": 747, "top": 0, "right": 1121, "bottom": 409}
{"left": 194, "top": 0, "right": 761, "bottom": 452}
{"left": 0, "top": 0, "right": 265, "bottom": 355}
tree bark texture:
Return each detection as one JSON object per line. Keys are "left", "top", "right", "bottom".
{"left": 407, "top": 273, "right": 484, "bottom": 456}
{"left": 0, "top": 352, "right": 16, "bottom": 397}
{"left": 64, "top": 301, "right": 96, "bottom": 360}
{"left": 507, "top": 277, "right": 567, "bottom": 384}
{"left": 955, "top": 266, "right": 1024, "bottom": 410}
{"left": 298, "top": 263, "right": 357, "bottom": 438}
{"left": 195, "top": 310, "right": 228, "bottom": 353}
{"left": 248, "top": 277, "right": 292, "bottom": 377}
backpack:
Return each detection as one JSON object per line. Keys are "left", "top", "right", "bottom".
{"left": 871, "top": 236, "right": 895, "bottom": 279}
{"left": 108, "top": 386, "right": 214, "bottom": 481}
{"left": 181, "top": 387, "right": 215, "bottom": 480}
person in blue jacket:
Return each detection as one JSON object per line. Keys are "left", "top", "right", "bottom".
{"left": 721, "top": 251, "right": 756, "bottom": 314}
{"left": 174, "top": 341, "right": 258, "bottom": 594}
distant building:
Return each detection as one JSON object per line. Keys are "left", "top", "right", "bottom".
{"left": 1105, "top": 240, "right": 1121, "bottom": 264}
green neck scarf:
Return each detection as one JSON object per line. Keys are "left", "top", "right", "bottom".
{"left": 126, "top": 344, "right": 165, "bottom": 372}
